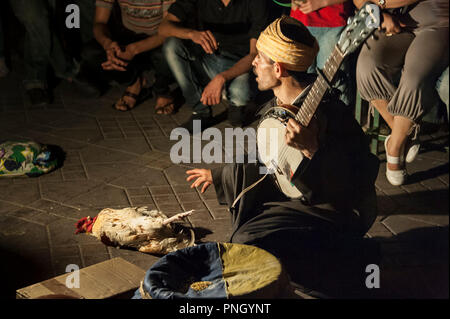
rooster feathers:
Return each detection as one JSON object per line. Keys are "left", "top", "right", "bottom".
{"left": 75, "top": 207, "right": 194, "bottom": 255}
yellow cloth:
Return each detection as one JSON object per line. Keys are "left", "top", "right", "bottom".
{"left": 256, "top": 16, "right": 319, "bottom": 72}
{"left": 218, "top": 243, "right": 294, "bottom": 298}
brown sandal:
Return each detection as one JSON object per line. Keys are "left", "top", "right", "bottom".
{"left": 155, "top": 95, "right": 175, "bottom": 115}
{"left": 113, "top": 87, "right": 153, "bottom": 112}
{"left": 114, "top": 91, "right": 139, "bottom": 112}
{"left": 113, "top": 75, "right": 153, "bottom": 112}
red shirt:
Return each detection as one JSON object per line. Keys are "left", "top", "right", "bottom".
{"left": 290, "top": 2, "right": 354, "bottom": 28}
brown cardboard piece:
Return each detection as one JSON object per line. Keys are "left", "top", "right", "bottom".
{"left": 16, "top": 257, "right": 146, "bottom": 299}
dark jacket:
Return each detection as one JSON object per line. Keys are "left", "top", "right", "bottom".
{"left": 257, "top": 88, "right": 380, "bottom": 233}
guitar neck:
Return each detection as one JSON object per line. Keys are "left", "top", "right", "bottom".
{"left": 295, "top": 46, "right": 345, "bottom": 127}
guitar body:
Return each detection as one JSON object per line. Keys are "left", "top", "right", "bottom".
{"left": 256, "top": 2, "right": 381, "bottom": 198}
{"left": 257, "top": 105, "right": 304, "bottom": 199}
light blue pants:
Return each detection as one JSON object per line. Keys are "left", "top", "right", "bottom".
{"left": 163, "top": 37, "right": 254, "bottom": 115}
{"left": 307, "top": 26, "right": 353, "bottom": 107}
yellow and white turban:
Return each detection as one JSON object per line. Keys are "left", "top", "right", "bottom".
{"left": 256, "top": 16, "right": 319, "bottom": 72}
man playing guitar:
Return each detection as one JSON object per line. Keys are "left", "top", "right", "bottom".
{"left": 185, "top": 16, "right": 379, "bottom": 268}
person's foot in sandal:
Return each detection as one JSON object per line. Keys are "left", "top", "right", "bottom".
{"left": 115, "top": 76, "right": 148, "bottom": 111}
{"left": 155, "top": 95, "right": 175, "bottom": 115}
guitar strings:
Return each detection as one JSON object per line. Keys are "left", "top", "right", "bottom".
{"left": 274, "top": 75, "right": 328, "bottom": 169}
{"left": 268, "top": 51, "right": 340, "bottom": 173}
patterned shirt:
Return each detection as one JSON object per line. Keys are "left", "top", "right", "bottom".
{"left": 96, "top": 0, "right": 176, "bottom": 35}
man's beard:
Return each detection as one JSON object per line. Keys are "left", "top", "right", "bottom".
{"left": 253, "top": 67, "right": 280, "bottom": 91}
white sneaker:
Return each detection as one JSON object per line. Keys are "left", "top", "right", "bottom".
{"left": 406, "top": 140, "right": 420, "bottom": 163}
{"left": 0, "top": 58, "right": 9, "bottom": 78}
{"left": 384, "top": 135, "right": 407, "bottom": 186}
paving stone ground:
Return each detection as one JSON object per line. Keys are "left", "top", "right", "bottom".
{"left": 0, "top": 61, "right": 448, "bottom": 299}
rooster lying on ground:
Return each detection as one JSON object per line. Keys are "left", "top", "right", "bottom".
{"left": 75, "top": 207, "right": 194, "bottom": 255}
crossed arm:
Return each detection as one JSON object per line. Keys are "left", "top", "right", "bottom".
{"left": 292, "top": 0, "right": 349, "bottom": 14}
{"left": 353, "top": 0, "right": 420, "bottom": 35}
{"left": 352, "top": 0, "right": 420, "bottom": 9}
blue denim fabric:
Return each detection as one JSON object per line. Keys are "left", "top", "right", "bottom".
{"left": 134, "top": 242, "right": 227, "bottom": 299}
{"left": 422, "top": 67, "right": 449, "bottom": 123}
{"left": 163, "top": 37, "right": 254, "bottom": 115}
{"left": 307, "top": 26, "right": 353, "bottom": 107}
{"left": 9, "top": 0, "right": 77, "bottom": 89}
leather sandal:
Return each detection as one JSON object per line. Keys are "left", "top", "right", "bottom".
{"left": 113, "top": 85, "right": 152, "bottom": 112}
{"left": 155, "top": 96, "right": 175, "bottom": 115}
{"left": 114, "top": 91, "right": 139, "bottom": 111}
{"left": 384, "top": 135, "right": 407, "bottom": 186}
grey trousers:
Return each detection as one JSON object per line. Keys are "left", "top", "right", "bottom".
{"left": 356, "top": 0, "right": 449, "bottom": 138}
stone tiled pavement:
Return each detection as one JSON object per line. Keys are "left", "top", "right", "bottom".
{"left": 0, "top": 67, "right": 448, "bottom": 299}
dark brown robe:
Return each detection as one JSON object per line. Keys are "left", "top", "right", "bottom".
{"left": 212, "top": 88, "right": 380, "bottom": 256}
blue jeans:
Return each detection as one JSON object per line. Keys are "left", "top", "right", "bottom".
{"left": 422, "top": 66, "right": 449, "bottom": 124}
{"left": 163, "top": 37, "right": 254, "bottom": 115}
{"left": 307, "top": 26, "right": 353, "bottom": 107}
{"left": 9, "top": 0, "right": 77, "bottom": 89}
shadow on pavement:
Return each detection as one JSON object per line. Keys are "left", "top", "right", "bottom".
{"left": 283, "top": 226, "right": 448, "bottom": 299}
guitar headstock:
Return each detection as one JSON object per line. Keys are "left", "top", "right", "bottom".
{"left": 337, "top": 2, "right": 380, "bottom": 57}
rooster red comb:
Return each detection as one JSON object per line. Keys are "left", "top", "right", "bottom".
{"left": 75, "top": 216, "right": 97, "bottom": 234}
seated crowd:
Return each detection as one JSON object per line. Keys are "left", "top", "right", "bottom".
{"left": 1, "top": 0, "right": 448, "bottom": 188}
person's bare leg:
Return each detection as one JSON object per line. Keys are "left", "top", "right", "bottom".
{"left": 386, "top": 115, "right": 414, "bottom": 171}
{"left": 371, "top": 99, "right": 395, "bottom": 129}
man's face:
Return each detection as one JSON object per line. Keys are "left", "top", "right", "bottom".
{"left": 252, "top": 51, "right": 280, "bottom": 91}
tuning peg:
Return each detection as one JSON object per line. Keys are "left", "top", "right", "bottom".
{"left": 347, "top": 17, "right": 353, "bottom": 25}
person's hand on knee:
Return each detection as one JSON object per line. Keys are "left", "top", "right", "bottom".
{"left": 188, "top": 30, "right": 218, "bottom": 54}
{"left": 201, "top": 74, "right": 226, "bottom": 106}
{"left": 380, "top": 12, "right": 405, "bottom": 36}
